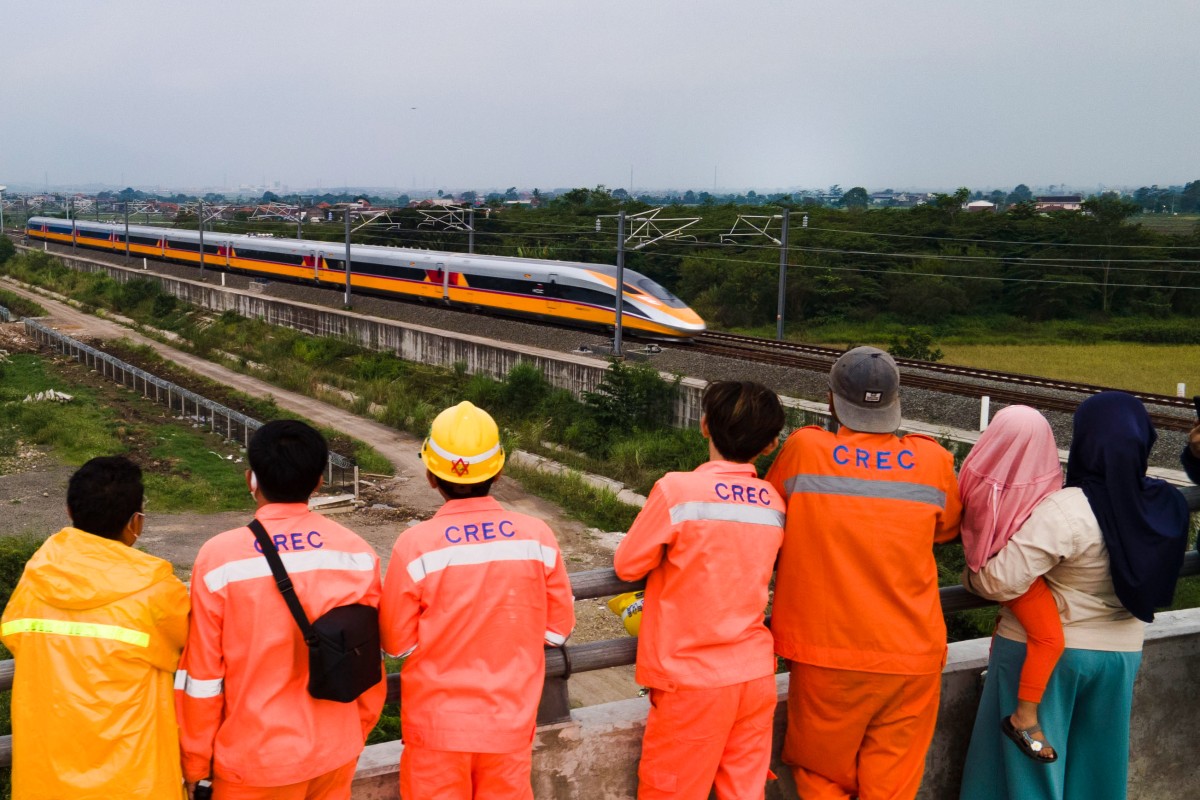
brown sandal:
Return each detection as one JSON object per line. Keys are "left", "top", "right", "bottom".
{"left": 1000, "top": 717, "right": 1058, "bottom": 763}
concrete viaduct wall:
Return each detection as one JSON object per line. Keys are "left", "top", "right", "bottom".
{"left": 351, "top": 609, "right": 1200, "bottom": 799}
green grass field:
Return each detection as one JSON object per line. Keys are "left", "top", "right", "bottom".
{"left": 0, "top": 354, "right": 253, "bottom": 514}
{"left": 1134, "top": 213, "right": 1200, "bottom": 235}
{"left": 938, "top": 343, "right": 1200, "bottom": 396}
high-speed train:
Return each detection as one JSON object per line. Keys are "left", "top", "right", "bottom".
{"left": 25, "top": 217, "right": 706, "bottom": 338}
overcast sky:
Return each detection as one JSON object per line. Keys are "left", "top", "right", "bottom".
{"left": 2, "top": 0, "right": 1198, "bottom": 194}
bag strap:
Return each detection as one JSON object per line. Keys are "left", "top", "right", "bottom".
{"left": 248, "top": 518, "right": 317, "bottom": 644}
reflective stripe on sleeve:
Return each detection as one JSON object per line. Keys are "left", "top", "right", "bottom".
{"left": 0, "top": 618, "right": 150, "bottom": 648}
{"left": 544, "top": 630, "right": 568, "bottom": 646}
{"left": 668, "top": 501, "right": 786, "bottom": 528}
{"left": 204, "top": 550, "right": 376, "bottom": 593}
{"left": 174, "top": 670, "right": 224, "bottom": 699}
{"left": 784, "top": 475, "right": 946, "bottom": 508}
{"left": 406, "top": 540, "right": 559, "bottom": 584}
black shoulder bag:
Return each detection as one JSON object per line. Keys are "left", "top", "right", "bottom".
{"left": 249, "top": 519, "right": 383, "bottom": 703}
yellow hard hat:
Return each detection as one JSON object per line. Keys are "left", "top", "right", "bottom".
{"left": 421, "top": 401, "right": 505, "bottom": 484}
{"left": 606, "top": 591, "right": 644, "bottom": 637}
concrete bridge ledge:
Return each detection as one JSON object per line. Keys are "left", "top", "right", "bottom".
{"left": 350, "top": 609, "right": 1200, "bottom": 799}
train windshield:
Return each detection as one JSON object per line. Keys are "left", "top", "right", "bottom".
{"left": 628, "top": 273, "right": 688, "bottom": 308}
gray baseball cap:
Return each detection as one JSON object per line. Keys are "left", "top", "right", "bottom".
{"left": 828, "top": 346, "right": 901, "bottom": 433}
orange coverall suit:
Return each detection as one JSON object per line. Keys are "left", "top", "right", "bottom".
{"left": 766, "top": 427, "right": 962, "bottom": 800}
{"left": 176, "top": 503, "right": 386, "bottom": 798}
{"left": 614, "top": 461, "right": 786, "bottom": 800}
{"left": 379, "top": 496, "right": 576, "bottom": 800}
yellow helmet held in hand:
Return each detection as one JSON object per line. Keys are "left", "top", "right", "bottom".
{"left": 607, "top": 591, "right": 644, "bottom": 637}
{"left": 421, "top": 401, "right": 505, "bottom": 484}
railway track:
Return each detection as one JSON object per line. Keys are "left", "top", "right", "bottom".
{"left": 693, "top": 331, "right": 1197, "bottom": 432}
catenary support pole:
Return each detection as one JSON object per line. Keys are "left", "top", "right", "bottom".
{"left": 198, "top": 200, "right": 206, "bottom": 279}
{"left": 124, "top": 202, "right": 130, "bottom": 262}
{"left": 776, "top": 210, "right": 790, "bottom": 340}
{"left": 468, "top": 207, "right": 475, "bottom": 254}
{"left": 344, "top": 208, "right": 353, "bottom": 307}
{"left": 613, "top": 210, "right": 625, "bottom": 358}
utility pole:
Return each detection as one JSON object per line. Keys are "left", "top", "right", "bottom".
{"left": 70, "top": 197, "right": 76, "bottom": 250}
{"left": 198, "top": 199, "right": 206, "bottom": 279}
{"left": 0, "top": 185, "right": 6, "bottom": 233}
{"left": 343, "top": 208, "right": 353, "bottom": 307}
{"left": 297, "top": 197, "right": 303, "bottom": 240}
{"left": 776, "top": 210, "right": 789, "bottom": 340}
{"left": 613, "top": 210, "right": 626, "bottom": 358}
{"left": 124, "top": 202, "right": 130, "bottom": 262}
{"left": 776, "top": 212, "right": 807, "bottom": 340}
{"left": 468, "top": 207, "right": 475, "bottom": 254}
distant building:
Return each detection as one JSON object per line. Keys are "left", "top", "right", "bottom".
{"left": 1035, "top": 195, "right": 1083, "bottom": 212}
{"left": 965, "top": 200, "right": 996, "bottom": 213}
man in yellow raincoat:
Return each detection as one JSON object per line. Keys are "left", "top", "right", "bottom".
{"left": 1, "top": 456, "right": 190, "bottom": 799}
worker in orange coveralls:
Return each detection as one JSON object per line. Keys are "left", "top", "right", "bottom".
{"left": 615, "top": 380, "right": 788, "bottom": 799}
{"left": 766, "top": 347, "right": 962, "bottom": 800}
{"left": 177, "top": 420, "right": 386, "bottom": 799}
{"left": 380, "top": 401, "right": 575, "bottom": 800}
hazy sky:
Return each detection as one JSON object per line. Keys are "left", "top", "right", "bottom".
{"left": 2, "top": 0, "right": 1198, "bottom": 194}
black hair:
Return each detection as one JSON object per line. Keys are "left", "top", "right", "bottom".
{"left": 434, "top": 475, "right": 495, "bottom": 500}
{"left": 248, "top": 420, "right": 328, "bottom": 503}
{"left": 702, "top": 381, "right": 785, "bottom": 463}
{"left": 67, "top": 456, "right": 144, "bottom": 540}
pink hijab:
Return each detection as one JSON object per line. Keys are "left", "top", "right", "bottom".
{"left": 959, "top": 405, "right": 1063, "bottom": 571}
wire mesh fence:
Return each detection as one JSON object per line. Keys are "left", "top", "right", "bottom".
{"left": 22, "top": 319, "right": 359, "bottom": 491}
{"left": 0, "top": 305, "right": 14, "bottom": 323}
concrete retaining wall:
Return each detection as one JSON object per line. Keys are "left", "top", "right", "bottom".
{"left": 350, "top": 609, "right": 1200, "bottom": 799}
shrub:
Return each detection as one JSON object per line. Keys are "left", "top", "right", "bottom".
{"left": 151, "top": 293, "right": 177, "bottom": 318}
{"left": 498, "top": 362, "right": 550, "bottom": 419}
{"left": 887, "top": 328, "right": 944, "bottom": 362}
{"left": 583, "top": 360, "right": 678, "bottom": 437}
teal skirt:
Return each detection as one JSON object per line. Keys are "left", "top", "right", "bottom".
{"left": 958, "top": 635, "right": 1141, "bottom": 800}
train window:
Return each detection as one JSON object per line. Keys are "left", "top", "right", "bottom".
{"left": 169, "top": 240, "right": 200, "bottom": 252}
{"left": 48, "top": 224, "right": 73, "bottom": 235}
{"left": 130, "top": 235, "right": 160, "bottom": 246}
{"left": 236, "top": 247, "right": 304, "bottom": 265}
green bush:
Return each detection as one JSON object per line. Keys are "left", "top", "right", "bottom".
{"left": 583, "top": 360, "right": 678, "bottom": 447}
{"left": 151, "top": 293, "right": 177, "bottom": 318}
{"left": 887, "top": 328, "right": 944, "bottom": 362}
{"left": 497, "top": 362, "right": 550, "bottom": 419}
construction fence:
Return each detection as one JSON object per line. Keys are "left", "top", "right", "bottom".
{"left": 21, "top": 319, "right": 359, "bottom": 492}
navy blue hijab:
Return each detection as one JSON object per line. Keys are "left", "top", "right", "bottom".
{"left": 1066, "top": 392, "right": 1189, "bottom": 622}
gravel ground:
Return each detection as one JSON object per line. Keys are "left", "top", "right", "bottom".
{"left": 28, "top": 240, "right": 1198, "bottom": 471}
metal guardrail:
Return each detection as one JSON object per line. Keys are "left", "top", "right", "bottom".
{"left": 0, "top": 305, "right": 13, "bottom": 323}
{"left": 21, "top": 318, "right": 356, "bottom": 483}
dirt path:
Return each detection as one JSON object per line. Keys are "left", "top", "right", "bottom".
{"left": 1, "top": 282, "right": 640, "bottom": 704}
